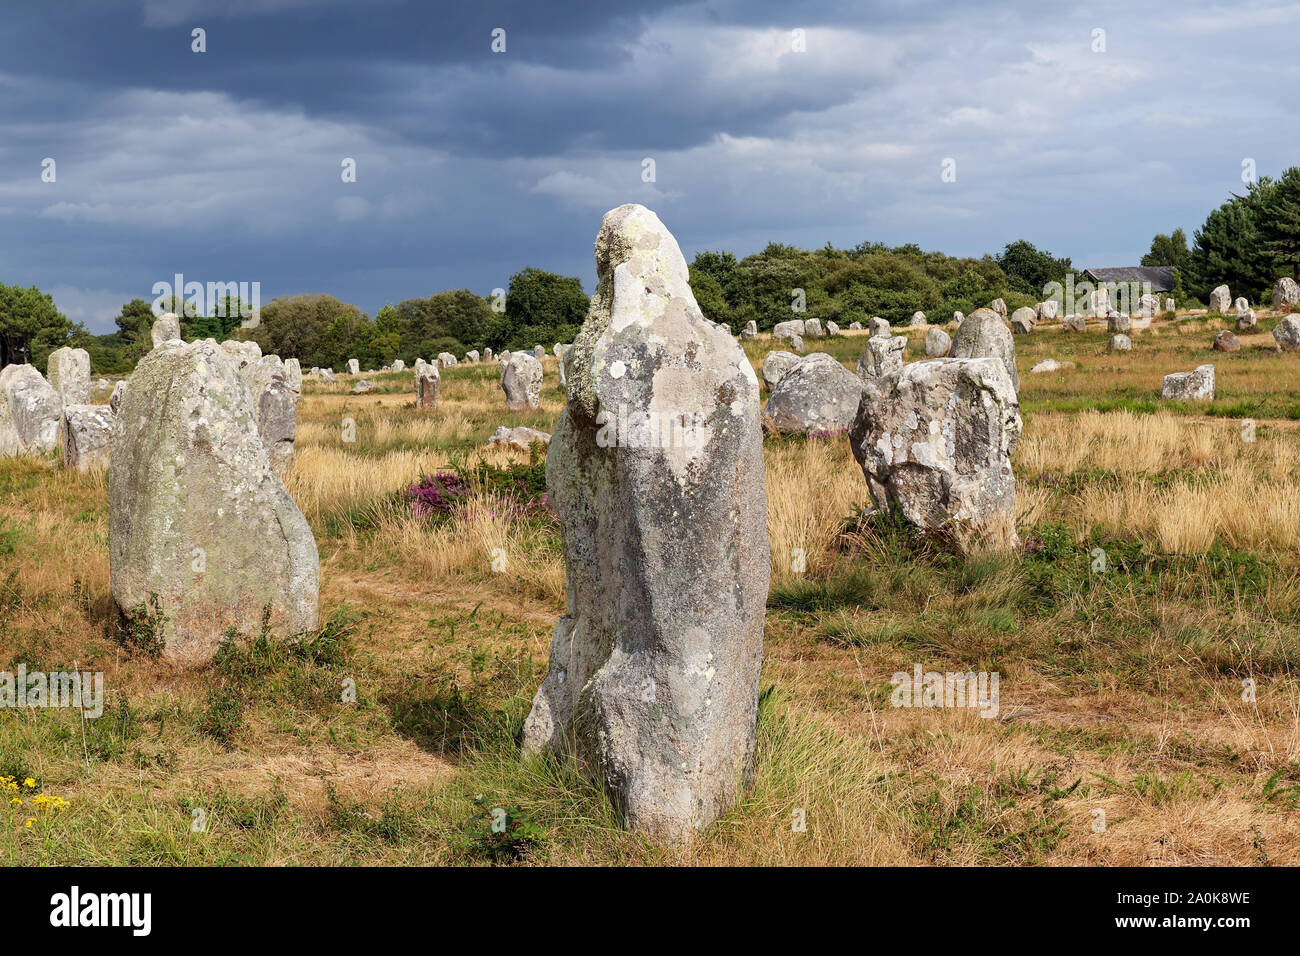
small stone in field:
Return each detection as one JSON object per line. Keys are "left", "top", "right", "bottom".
{"left": 1162, "top": 364, "right": 1215, "bottom": 400}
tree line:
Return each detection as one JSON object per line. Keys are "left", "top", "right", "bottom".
{"left": 4, "top": 165, "right": 1297, "bottom": 374}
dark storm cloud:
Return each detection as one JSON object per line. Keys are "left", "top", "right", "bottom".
{"left": 0, "top": 0, "right": 1296, "bottom": 331}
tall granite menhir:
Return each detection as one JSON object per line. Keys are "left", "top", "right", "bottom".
{"left": 522, "top": 204, "right": 770, "bottom": 841}
{"left": 108, "top": 339, "right": 319, "bottom": 664}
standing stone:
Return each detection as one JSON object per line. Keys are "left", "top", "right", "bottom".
{"left": 501, "top": 350, "right": 543, "bottom": 410}
{"left": 909, "top": 311, "right": 927, "bottom": 327}
{"left": 761, "top": 350, "right": 801, "bottom": 390}
{"left": 990, "top": 298, "right": 1007, "bottom": 320}
{"left": 0, "top": 364, "right": 63, "bottom": 456}
{"left": 1274, "top": 278, "right": 1300, "bottom": 312}
{"left": 61, "top": 404, "right": 115, "bottom": 471}
{"left": 415, "top": 363, "right": 440, "bottom": 409}
{"left": 347, "top": 358, "right": 360, "bottom": 375}
{"left": 1273, "top": 314, "right": 1300, "bottom": 351}
{"left": 1010, "top": 307, "right": 1036, "bottom": 334}
{"left": 1089, "top": 287, "right": 1110, "bottom": 317}
{"left": 319, "top": 368, "right": 335, "bottom": 383}
{"left": 788, "top": 334, "right": 804, "bottom": 352}
{"left": 350, "top": 379, "right": 375, "bottom": 394}
{"left": 47, "top": 347, "right": 91, "bottom": 405}
{"left": 924, "top": 326, "right": 952, "bottom": 357}
{"left": 391, "top": 359, "right": 406, "bottom": 373}
{"left": 1107, "top": 312, "right": 1131, "bottom": 334}
{"left": 1138, "top": 294, "right": 1161, "bottom": 318}
{"left": 1233, "top": 296, "right": 1249, "bottom": 314}
{"left": 1108, "top": 334, "right": 1132, "bottom": 352}
{"left": 151, "top": 313, "right": 181, "bottom": 348}
{"left": 534, "top": 345, "right": 547, "bottom": 361}
{"left": 803, "top": 317, "right": 825, "bottom": 338}
{"left": 1036, "top": 300, "right": 1060, "bottom": 321}
{"left": 1165, "top": 298, "right": 1176, "bottom": 312}
{"left": 869, "top": 316, "right": 891, "bottom": 337}
{"left": 437, "top": 352, "right": 458, "bottom": 368}
{"left": 108, "top": 340, "right": 318, "bottom": 664}
{"left": 1162, "top": 364, "right": 1215, "bottom": 400}
{"left": 1212, "top": 330, "right": 1240, "bottom": 352}
{"left": 857, "top": 335, "right": 908, "bottom": 378}
{"left": 850, "top": 357, "right": 1021, "bottom": 542}
{"left": 1236, "top": 308, "right": 1258, "bottom": 332}
{"left": 483, "top": 347, "right": 494, "bottom": 362}
{"left": 283, "top": 358, "right": 302, "bottom": 394}
{"left": 953, "top": 311, "right": 965, "bottom": 326}
{"left": 825, "top": 320, "right": 840, "bottom": 336}
{"left": 950, "top": 307, "right": 1019, "bottom": 392}
{"left": 257, "top": 376, "right": 297, "bottom": 478}
{"left": 740, "top": 320, "right": 758, "bottom": 340}
{"left": 1063, "top": 314, "right": 1087, "bottom": 332}
{"left": 109, "top": 380, "right": 127, "bottom": 415}
{"left": 1209, "top": 285, "right": 1232, "bottom": 313}
{"left": 761, "top": 353, "right": 863, "bottom": 435}
{"left": 773, "top": 319, "right": 805, "bottom": 341}
{"left": 847, "top": 321, "right": 863, "bottom": 331}
{"left": 220, "top": 339, "right": 261, "bottom": 368}
{"left": 522, "top": 204, "right": 769, "bottom": 842}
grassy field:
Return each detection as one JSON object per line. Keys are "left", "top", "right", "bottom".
{"left": 4, "top": 310, "right": 1300, "bottom": 865}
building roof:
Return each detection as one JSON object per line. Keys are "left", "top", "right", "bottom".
{"left": 1083, "top": 266, "right": 1176, "bottom": 291}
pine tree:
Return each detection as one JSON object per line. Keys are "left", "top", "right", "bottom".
{"left": 1260, "top": 166, "right": 1300, "bottom": 280}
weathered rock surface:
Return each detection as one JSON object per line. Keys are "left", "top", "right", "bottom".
{"left": 347, "top": 358, "right": 360, "bottom": 375}
{"left": 486, "top": 425, "right": 551, "bottom": 452}
{"left": 151, "top": 313, "right": 181, "bottom": 348}
{"left": 761, "top": 353, "right": 862, "bottom": 435}
{"left": 773, "top": 319, "right": 805, "bottom": 341}
{"left": 990, "top": 298, "right": 1007, "bottom": 319}
{"left": 850, "top": 357, "right": 1021, "bottom": 540}
{"left": 0, "top": 364, "right": 62, "bottom": 456}
{"left": 1108, "top": 334, "right": 1132, "bottom": 352}
{"left": 501, "top": 351, "right": 543, "bottom": 410}
{"left": 1063, "top": 314, "right": 1087, "bottom": 332}
{"left": 909, "top": 311, "right": 927, "bottom": 327}
{"left": 1275, "top": 277, "right": 1300, "bottom": 312}
{"left": 857, "top": 335, "right": 907, "bottom": 378}
{"left": 1209, "top": 285, "right": 1232, "bottom": 313}
{"left": 109, "top": 380, "right": 127, "bottom": 415}
{"left": 949, "top": 307, "right": 1019, "bottom": 391}
{"left": 1107, "top": 312, "right": 1131, "bottom": 334}
{"left": 437, "top": 352, "right": 458, "bottom": 368}
{"left": 521, "top": 204, "right": 769, "bottom": 842}
{"left": 415, "top": 364, "right": 440, "bottom": 409}
{"left": 1213, "top": 330, "right": 1240, "bottom": 352}
{"left": 1237, "top": 308, "right": 1258, "bottom": 331}
{"left": 761, "top": 350, "right": 801, "bottom": 390}
{"left": 1010, "top": 307, "right": 1036, "bottom": 334}
{"left": 108, "top": 340, "right": 319, "bottom": 664}
{"left": 47, "top": 347, "right": 91, "bottom": 405}
{"left": 925, "top": 326, "right": 952, "bottom": 357}
{"left": 740, "top": 320, "right": 758, "bottom": 340}
{"left": 61, "top": 404, "right": 115, "bottom": 471}
{"left": 1273, "top": 314, "right": 1300, "bottom": 351}
{"left": 1037, "top": 300, "right": 1059, "bottom": 321}
{"left": 869, "top": 316, "right": 890, "bottom": 337}
{"left": 351, "top": 379, "right": 375, "bottom": 394}
{"left": 803, "top": 318, "right": 825, "bottom": 338}
{"left": 1029, "top": 358, "right": 1074, "bottom": 373}
{"left": 1162, "top": 364, "right": 1215, "bottom": 400}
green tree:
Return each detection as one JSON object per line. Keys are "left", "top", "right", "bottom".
{"left": 1140, "top": 228, "right": 1191, "bottom": 272}
{"left": 0, "top": 284, "right": 71, "bottom": 369}
{"left": 995, "top": 240, "right": 1072, "bottom": 298}
{"left": 249, "top": 294, "right": 368, "bottom": 369}
{"left": 1188, "top": 179, "right": 1274, "bottom": 300}
{"left": 1260, "top": 166, "right": 1300, "bottom": 281}
{"left": 493, "top": 268, "right": 589, "bottom": 351}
